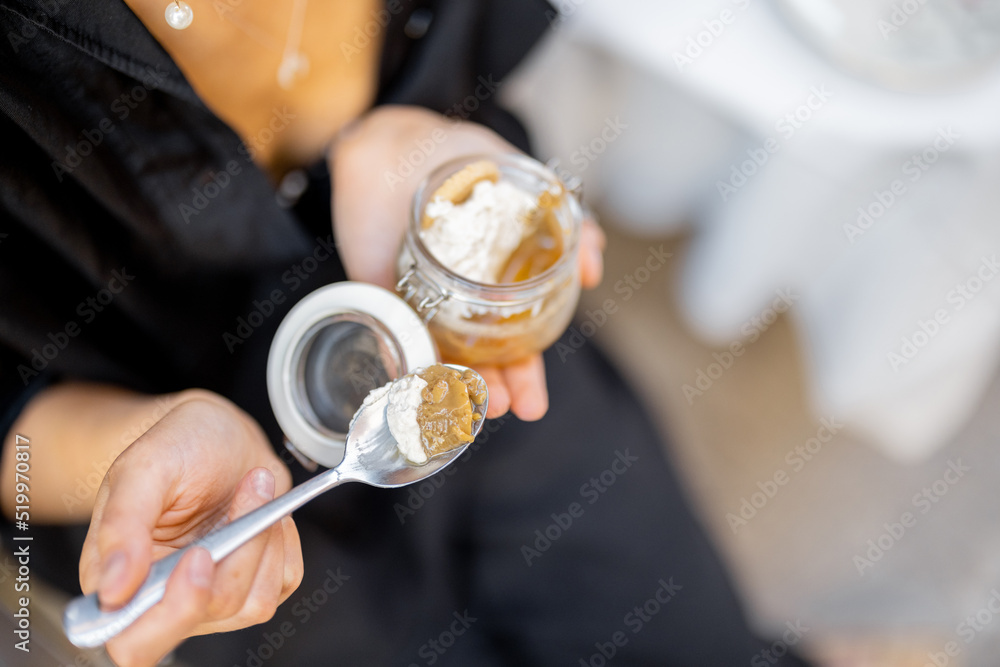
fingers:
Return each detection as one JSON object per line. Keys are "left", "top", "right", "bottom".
{"left": 579, "top": 218, "right": 607, "bottom": 289}
{"left": 205, "top": 468, "right": 277, "bottom": 621}
{"left": 477, "top": 356, "right": 548, "bottom": 422}
{"left": 198, "top": 513, "right": 303, "bottom": 635}
{"left": 196, "top": 513, "right": 284, "bottom": 635}
{"left": 83, "top": 453, "right": 175, "bottom": 609}
{"left": 104, "top": 547, "right": 214, "bottom": 667}
{"left": 477, "top": 366, "right": 510, "bottom": 419}
{"left": 332, "top": 107, "right": 520, "bottom": 288}
{"left": 278, "top": 516, "right": 305, "bottom": 604}
{"left": 97, "top": 466, "right": 301, "bottom": 658}
{"left": 502, "top": 355, "right": 549, "bottom": 422}
{"left": 196, "top": 476, "right": 303, "bottom": 635}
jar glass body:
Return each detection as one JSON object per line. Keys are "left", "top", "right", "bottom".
{"left": 396, "top": 154, "right": 582, "bottom": 366}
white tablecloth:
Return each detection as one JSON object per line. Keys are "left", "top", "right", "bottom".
{"left": 505, "top": 0, "right": 1000, "bottom": 461}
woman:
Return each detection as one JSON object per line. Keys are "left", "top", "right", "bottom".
{"left": 0, "top": 1, "right": 810, "bottom": 665}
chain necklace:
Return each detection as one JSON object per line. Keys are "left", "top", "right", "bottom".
{"left": 169, "top": 0, "right": 311, "bottom": 90}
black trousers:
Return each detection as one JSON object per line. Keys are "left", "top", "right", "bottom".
{"left": 1, "top": 162, "right": 812, "bottom": 666}
{"left": 177, "top": 336, "right": 810, "bottom": 667}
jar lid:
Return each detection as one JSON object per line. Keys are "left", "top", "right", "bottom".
{"left": 267, "top": 282, "right": 437, "bottom": 468}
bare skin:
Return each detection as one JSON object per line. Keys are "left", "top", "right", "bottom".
{"left": 2, "top": 387, "right": 303, "bottom": 666}
{"left": 121, "top": 0, "right": 383, "bottom": 173}
{"left": 333, "top": 106, "right": 606, "bottom": 421}
{"left": 0, "top": 108, "right": 604, "bottom": 667}
{"left": 0, "top": 111, "right": 605, "bottom": 665}
{"left": 1, "top": 8, "right": 607, "bottom": 667}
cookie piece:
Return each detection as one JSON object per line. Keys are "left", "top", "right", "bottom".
{"left": 422, "top": 160, "right": 501, "bottom": 229}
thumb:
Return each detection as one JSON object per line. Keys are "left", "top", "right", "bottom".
{"left": 86, "top": 455, "right": 174, "bottom": 610}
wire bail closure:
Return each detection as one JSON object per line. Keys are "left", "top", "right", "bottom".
{"left": 396, "top": 265, "right": 449, "bottom": 322}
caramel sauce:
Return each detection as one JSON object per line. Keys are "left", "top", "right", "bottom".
{"left": 498, "top": 188, "right": 565, "bottom": 284}
{"left": 412, "top": 168, "right": 576, "bottom": 366}
{"left": 414, "top": 366, "right": 486, "bottom": 459}
{"left": 425, "top": 184, "right": 574, "bottom": 366}
{"left": 430, "top": 301, "right": 574, "bottom": 366}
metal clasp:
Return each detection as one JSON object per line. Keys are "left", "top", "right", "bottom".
{"left": 396, "top": 265, "right": 449, "bottom": 322}
{"left": 546, "top": 158, "right": 584, "bottom": 199}
{"left": 283, "top": 438, "right": 319, "bottom": 472}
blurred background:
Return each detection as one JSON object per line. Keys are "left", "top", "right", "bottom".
{"left": 502, "top": 0, "right": 1000, "bottom": 665}
{"left": 6, "top": 1, "right": 1000, "bottom": 665}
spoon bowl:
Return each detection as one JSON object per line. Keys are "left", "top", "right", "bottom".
{"left": 336, "top": 364, "right": 488, "bottom": 487}
{"left": 63, "top": 364, "right": 487, "bottom": 648}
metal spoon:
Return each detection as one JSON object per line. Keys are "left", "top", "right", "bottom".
{"left": 63, "top": 365, "right": 488, "bottom": 648}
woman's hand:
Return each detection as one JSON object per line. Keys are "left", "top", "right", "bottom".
{"left": 332, "top": 105, "right": 605, "bottom": 421}
{"left": 77, "top": 390, "right": 303, "bottom": 667}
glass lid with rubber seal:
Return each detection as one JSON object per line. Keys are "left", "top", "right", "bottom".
{"left": 267, "top": 282, "right": 437, "bottom": 468}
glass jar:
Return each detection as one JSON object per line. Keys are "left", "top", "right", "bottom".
{"left": 267, "top": 154, "right": 583, "bottom": 470}
{"left": 395, "top": 153, "right": 583, "bottom": 367}
{"left": 268, "top": 282, "right": 438, "bottom": 468}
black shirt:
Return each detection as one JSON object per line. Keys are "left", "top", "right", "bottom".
{"left": 0, "top": 0, "right": 551, "bottom": 444}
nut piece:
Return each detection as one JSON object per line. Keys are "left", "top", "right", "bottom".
{"left": 413, "top": 365, "right": 486, "bottom": 460}
{"left": 422, "top": 160, "right": 501, "bottom": 229}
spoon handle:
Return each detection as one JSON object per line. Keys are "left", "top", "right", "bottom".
{"left": 63, "top": 467, "right": 347, "bottom": 648}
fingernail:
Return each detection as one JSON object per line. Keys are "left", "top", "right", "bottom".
{"left": 99, "top": 551, "right": 128, "bottom": 598}
{"left": 187, "top": 549, "right": 212, "bottom": 588}
{"left": 252, "top": 469, "right": 275, "bottom": 499}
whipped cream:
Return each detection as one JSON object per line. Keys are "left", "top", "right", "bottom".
{"left": 350, "top": 381, "right": 388, "bottom": 433}
{"left": 384, "top": 373, "right": 430, "bottom": 464}
{"left": 420, "top": 179, "right": 537, "bottom": 284}
{"left": 351, "top": 374, "right": 428, "bottom": 464}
